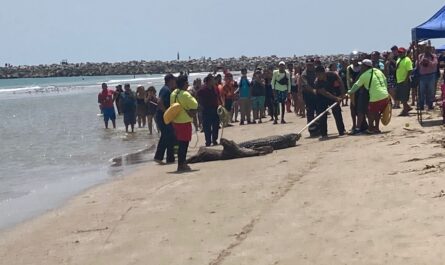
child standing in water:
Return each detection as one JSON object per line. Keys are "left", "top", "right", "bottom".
{"left": 145, "top": 86, "right": 158, "bottom": 134}
{"left": 136, "top": 85, "right": 147, "bottom": 128}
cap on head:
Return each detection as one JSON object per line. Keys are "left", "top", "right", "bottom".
{"left": 398, "top": 47, "right": 407, "bottom": 54}
{"left": 362, "top": 59, "right": 373, "bottom": 67}
{"left": 279, "top": 61, "right": 286, "bottom": 66}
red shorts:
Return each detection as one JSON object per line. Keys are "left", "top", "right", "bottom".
{"left": 368, "top": 98, "right": 388, "bottom": 114}
{"left": 173, "top": 122, "right": 192, "bottom": 142}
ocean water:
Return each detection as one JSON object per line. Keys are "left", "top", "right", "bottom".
{"left": 0, "top": 73, "right": 207, "bottom": 230}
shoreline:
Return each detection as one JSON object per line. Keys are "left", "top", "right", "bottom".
{"left": 1, "top": 107, "right": 445, "bottom": 264}
{"left": 0, "top": 131, "right": 158, "bottom": 231}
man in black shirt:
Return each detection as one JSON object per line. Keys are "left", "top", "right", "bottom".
{"left": 314, "top": 66, "right": 346, "bottom": 139}
{"left": 154, "top": 74, "right": 177, "bottom": 164}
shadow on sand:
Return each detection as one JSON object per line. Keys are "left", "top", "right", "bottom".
{"left": 168, "top": 169, "right": 200, "bottom": 175}
{"left": 420, "top": 119, "right": 444, "bottom": 127}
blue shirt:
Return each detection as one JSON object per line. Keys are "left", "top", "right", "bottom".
{"left": 238, "top": 77, "right": 250, "bottom": 98}
{"left": 120, "top": 91, "right": 136, "bottom": 113}
{"left": 157, "top": 85, "right": 171, "bottom": 113}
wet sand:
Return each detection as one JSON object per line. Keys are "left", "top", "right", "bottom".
{"left": 1, "top": 107, "right": 445, "bottom": 265}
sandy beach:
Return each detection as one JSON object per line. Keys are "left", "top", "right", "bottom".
{"left": 1, "top": 107, "right": 445, "bottom": 265}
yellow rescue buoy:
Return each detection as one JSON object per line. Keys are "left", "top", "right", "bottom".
{"left": 163, "top": 103, "right": 182, "bottom": 124}
{"left": 381, "top": 98, "right": 392, "bottom": 126}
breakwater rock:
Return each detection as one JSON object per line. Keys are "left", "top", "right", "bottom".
{"left": 0, "top": 55, "right": 347, "bottom": 79}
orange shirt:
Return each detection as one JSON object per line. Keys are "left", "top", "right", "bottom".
{"left": 222, "top": 82, "right": 235, "bottom": 100}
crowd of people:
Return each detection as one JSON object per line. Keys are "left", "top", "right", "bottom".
{"left": 98, "top": 43, "right": 444, "bottom": 171}
{"left": 98, "top": 83, "right": 158, "bottom": 133}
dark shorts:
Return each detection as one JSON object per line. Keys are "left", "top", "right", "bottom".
{"left": 224, "top": 99, "right": 233, "bottom": 111}
{"left": 251, "top": 96, "right": 265, "bottom": 111}
{"left": 291, "top": 85, "right": 298, "bottom": 93}
{"left": 351, "top": 89, "right": 369, "bottom": 114}
{"left": 275, "top": 90, "right": 288, "bottom": 103}
{"left": 123, "top": 112, "right": 136, "bottom": 126}
{"left": 102, "top": 107, "right": 116, "bottom": 122}
{"left": 396, "top": 82, "right": 410, "bottom": 102}
{"left": 136, "top": 104, "right": 146, "bottom": 117}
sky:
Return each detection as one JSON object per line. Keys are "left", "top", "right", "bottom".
{"left": 1, "top": 0, "right": 444, "bottom": 65}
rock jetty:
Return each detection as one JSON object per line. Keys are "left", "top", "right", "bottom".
{"left": 0, "top": 55, "right": 347, "bottom": 79}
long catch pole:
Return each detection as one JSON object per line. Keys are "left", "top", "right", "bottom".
{"left": 297, "top": 102, "right": 339, "bottom": 135}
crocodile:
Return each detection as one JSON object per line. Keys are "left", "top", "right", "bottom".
{"left": 187, "top": 138, "right": 273, "bottom": 164}
{"left": 187, "top": 134, "right": 300, "bottom": 164}
{"left": 239, "top": 133, "right": 301, "bottom": 150}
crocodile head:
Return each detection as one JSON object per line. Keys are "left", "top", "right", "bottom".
{"left": 287, "top": 133, "right": 301, "bottom": 142}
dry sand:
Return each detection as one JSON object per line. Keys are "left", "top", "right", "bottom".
{"left": 1, "top": 107, "right": 445, "bottom": 265}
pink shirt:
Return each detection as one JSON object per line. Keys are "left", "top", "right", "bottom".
{"left": 417, "top": 53, "right": 438, "bottom": 75}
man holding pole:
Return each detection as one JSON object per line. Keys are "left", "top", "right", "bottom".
{"left": 314, "top": 66, "right": 345, "bottom": 140}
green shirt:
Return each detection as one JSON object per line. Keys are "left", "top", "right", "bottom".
{"left": 396, "top": 56, "right": 413, "bottom": 83}
{"left": 348, "top": 68, "right": 389, "bottom": 102}
{"left": 271, "top": 70, "right": 291, "bottom": 92}
{"left": 170, "top": 89, "right": 198, "bottom": 123}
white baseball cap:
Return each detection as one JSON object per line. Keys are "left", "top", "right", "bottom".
{"left": 362, "top": 59, "right": 373, "bottom": 67}
{"left": 279, "top": 61, "right": 286, "bottom": 66}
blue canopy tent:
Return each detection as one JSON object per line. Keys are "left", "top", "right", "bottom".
{"left": 411, "top": 5, "right": 445, "bottom": 125}
{"left": 412, "top": 5, "right": 445, "bottom": 41}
